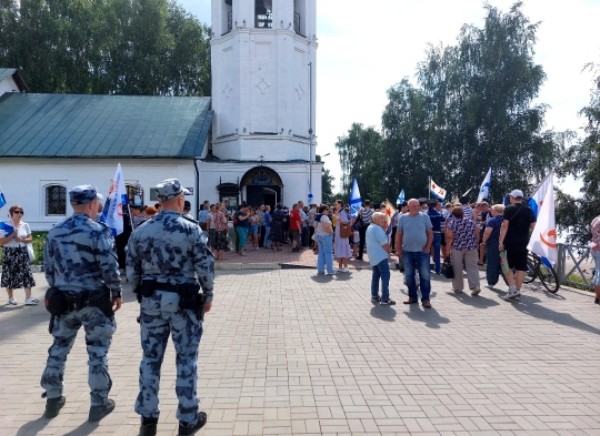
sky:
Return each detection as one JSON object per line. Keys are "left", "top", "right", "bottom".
{"left": 179, "top": 0, "right": 600, "bottom": 195}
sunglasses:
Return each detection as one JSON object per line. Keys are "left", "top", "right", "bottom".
{"left": 14, "top": 211, "right": 24, "bottom": 214}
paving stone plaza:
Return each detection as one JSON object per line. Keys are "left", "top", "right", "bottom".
{"left": 1, "top": 262, "right": 600, "bottom": 435}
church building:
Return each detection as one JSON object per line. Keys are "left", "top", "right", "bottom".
{"left": 0, "top": 0, "right": 320, "bottom": 229}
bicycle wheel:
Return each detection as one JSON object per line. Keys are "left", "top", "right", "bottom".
{"left": 539, "top": 262, "right": 560, "bottom": 293}
{"left": 522, "top": 253, "right": 536, "bottom": 284}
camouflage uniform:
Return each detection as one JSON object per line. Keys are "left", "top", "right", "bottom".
{"left": 126, "top": 179, "right": 214, "bottom": 426}
{"left": 41, "top": 185, "right": 122, "bottom": 408}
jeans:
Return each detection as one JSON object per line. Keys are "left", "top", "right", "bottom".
{"left": 317, "top": 234, "right": 334, "bottom": 274}
{"left": 432, "top": 232, "right": 442, "bottom": 273}
{"left": 403, "top": 251, "right": 431, "bottom": 301}
{"left": 486, "top": 241, "right": 500, "bottom": 286}
{"left": 371, "top": 258, "right": 390, "bottom": 300}
{"left": 263, "top": 227, "right": 272, "bottom": 248}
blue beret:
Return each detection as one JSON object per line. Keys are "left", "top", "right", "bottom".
{"left": 69, "top": 184, "right": 99, "bottom": 205}
{"left": 155, "top": 178, "right": 190, "bottom": 201}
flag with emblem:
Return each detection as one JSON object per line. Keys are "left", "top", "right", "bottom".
{"left": 397, "top": 189, "right": 405, "bottom": 205}
{"left": 101, "top": 163, "right": 128, "bottom": 236}
{"left": 383, "top": 200, "right": 395, "bottom": 226}
{"left": 477, "top": 167, "right": 492, "bottom": 202}
{"left": 429, "top": 178, "right": 446, "bottom": 200}
{"left": 527, "top": 173, "right": 557, "bottom": 263}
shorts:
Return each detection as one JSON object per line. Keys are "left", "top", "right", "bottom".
{"left": 290, "top": 230, "right": 300, "bottom": 242}
{"left": 506, "top": 244, "right": 528, "bottom": 271}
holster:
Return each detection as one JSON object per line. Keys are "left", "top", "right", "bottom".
{"left": 44, "top": 286, "right": 69, "bottom": 316}
{"left": 44, "top": 286, "right": 113, "bottom": 318}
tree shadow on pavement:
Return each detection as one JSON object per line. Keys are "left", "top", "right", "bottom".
{"left": 403, "top": 304, "right": 450, "bottom": 329}
{"left": 511, "top": 294, "right": 600, "bottom": 335}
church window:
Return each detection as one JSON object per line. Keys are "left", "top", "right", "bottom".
{"left": 223, "top": 0, "right": 233, "bottom": 34}
{"left": 255, "top": 0, "right": 272, "bottom": 29}
{"left": 45, "top": 184, "right": 67, "bottom": 216}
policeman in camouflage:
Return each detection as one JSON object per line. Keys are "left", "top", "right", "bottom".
{"left": 127, "top": 178, "right": 214, "bottom": 436}
{"left": 41, "top": 184, "right": 123, "bottom": 421}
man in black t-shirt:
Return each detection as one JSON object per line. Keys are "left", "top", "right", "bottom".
{"left": 499, "top": 189, "right": 536, "bottom": 300}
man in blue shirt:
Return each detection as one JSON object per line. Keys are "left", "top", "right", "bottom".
{"left": 366, "top": 212, "right": 394, "bottom": 305}
{"left": 396, "top": 199, "right": 434, "bottom": 308}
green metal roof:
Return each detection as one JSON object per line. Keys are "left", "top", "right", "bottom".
{"left": 0, "top": 93, "right": 212, "bottom": 158}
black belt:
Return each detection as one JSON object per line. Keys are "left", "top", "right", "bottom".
{"left": 155, "top": 282, "right": 184, "bottom": 292}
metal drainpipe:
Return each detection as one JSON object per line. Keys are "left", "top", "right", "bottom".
{"left": 194, "top": 158, "right": 200, "bottom": 220}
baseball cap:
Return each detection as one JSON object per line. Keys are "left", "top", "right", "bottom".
{"left": 509, "top": 189, "right": 524, "bottom": 198}
{"left": 155, "top": 178, "right": 190, "bottom": 201}
{"left": 69, "top": 185, "right": 99, "bottom": 205}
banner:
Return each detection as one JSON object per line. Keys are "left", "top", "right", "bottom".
{"left": 429, "top": 179, "right": 446, "bottom": 200}
{"left": 349, "top": 178, "right": 362, "bottom": 216}
{"left": 396, "top": 189, "right": 405, "bottom": 205}
{"left": 527, "top": 173, "right": 557, "bottom": 263}
{"left": 477, "top": 167, "right": 492, "bottom": 202}
{"left": 101, "top": 163, "right": 128, "bottom": 236}
{"left": 528, "top": 173, "right": 552, "bottom": 219}
{"left": 0, "top": 186, "right": 6, "bottom": 209}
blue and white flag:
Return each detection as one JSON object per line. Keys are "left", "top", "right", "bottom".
{"left": 397, "top": 189, "right": 405, "bottom": 205}
{"left": 101, "top": 163, "right": 128, "bottom": 236}
{"left": 349, "top": 178, "right": 362, "bottom": 216}
{"left": 0, "top": 186, "right": 6, "bottom": 209}
{"left": 477, "top": 167, "right": 492, "bottom": 202}
{"left": 0, "top": 222, "right": 13, "bottom": 238}
{"left": 528, "top": 173, "right": 552, "bottom": 219}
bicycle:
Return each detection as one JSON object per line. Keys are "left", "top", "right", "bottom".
{"left": 522, "top": 252, "right": 560, "bottom": 293}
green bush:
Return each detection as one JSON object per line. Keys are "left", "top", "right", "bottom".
{"left": 0, "top": 231, "right": 47, "bottom": 265}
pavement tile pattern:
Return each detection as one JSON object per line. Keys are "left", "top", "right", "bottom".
{"left": 1, "top": 257, "right": 600, "bottom": 435}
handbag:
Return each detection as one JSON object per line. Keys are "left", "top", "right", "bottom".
{"left": 441, "top": 257, "right": 454, "bottom": 279}
{"left": 26, "top": 243, "right": 35, "bottom": 262}
{"left": 339, "top": 221, "right": 352, "bottom": 238}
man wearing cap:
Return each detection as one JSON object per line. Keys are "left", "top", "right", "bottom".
{"left": 41, "top": 184, "right": 123, "bottom": 422}
{"left": 427, "top": 199, "right": 445, "bottom": 274}
{"left": 499, "top": 189, "right": 536, "bottom": 300}
{"left": 127, "top": 178, "right": 214, "bottom": 436}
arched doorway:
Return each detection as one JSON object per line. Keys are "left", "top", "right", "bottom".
{"left": 240, "top": 166, "right": 283, "bottom": 210}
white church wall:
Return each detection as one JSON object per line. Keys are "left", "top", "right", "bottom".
{"left": 0, "top": 158, "right": 197, "bottom": 231}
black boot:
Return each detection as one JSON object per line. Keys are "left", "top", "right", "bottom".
{"left": 88, "top": 398, "right": 116, "bottom": 422}
{"left": 44, "top": 396, "right": 66, "bottom": 419}
{"left": 139, "top": 417, "right": 158, "bottom": 436}
{"left": 178, "top": 412, "right": 207, "bottom": 435}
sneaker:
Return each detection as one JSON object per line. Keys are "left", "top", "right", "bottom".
{"left": 339, "top": 267, "right": 350, "bottom": 273}
{"left": 178, "top": 412, "right": 207, "bottom": 436}
{"left": 8, "top": 297, "right": 17, "bottom": 305}
{"left": 88, "top": 398, "right": 115, "bottom": 422}
{"left": 453, "top": 289, "right": 463, "bottom": 293}
{"left": 471, "top": 288, "right": 481, "bottom": 296}
{"left": 502, "top": 288, "right": 521, "bottom": 301}
{"left": 139, "top": 417, "right": 159, "bottom": 436}
{"left": 44, "top": 395, "right": 66, "bottom": 419}
{"left": 380, "top": 299, "right": 396, "bottom": 305}
{"left": 326, "top": 270, "right": 337, "bottom": 275}
{"left": 25, "top": 297, "right": 39, "bottom": 305}
{"left": 371, "top": 296, "right": 381, "bottom": 304}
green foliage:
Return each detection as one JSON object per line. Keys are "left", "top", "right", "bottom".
{"left": 557, "top": 63, "right": 600, "bottom": 244}
{"left": 0, "top": 231, "right": 46, "bottom": 265}
{"left": 0, "top": 0, "right": 211, "bottom": 96}
{"left": 337, "top": 2, "right": 560, "bottom": 204}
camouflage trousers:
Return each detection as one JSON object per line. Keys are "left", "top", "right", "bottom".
{"left": 136, "top": 291, "right": 203, "bottom": 424}
{"left": 41, "top": 306, "right": 116, "bottom": 406}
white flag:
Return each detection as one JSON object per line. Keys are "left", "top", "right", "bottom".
{"left": 527, "top": 174, "right": 557, "bottom": 263}
{"left": 429, "top": 179, "right": 446, "bottom": 200}
{"left": 528, "top": 173, "right": 552, "bottom": 219}
{"left": 101, "top": 163, "right": 128, "bottom": 236}
{"left": 477, "top": 167, "right": 492, "bottom": 202}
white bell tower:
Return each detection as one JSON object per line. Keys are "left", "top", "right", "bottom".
{"left": 210, "top": 0, "right": 317, "bottom": 163}
{"left": 201, "top": 0, "right": 320, "bottom": 208}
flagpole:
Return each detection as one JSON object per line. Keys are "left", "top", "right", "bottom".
{"left": 428, "top": 177, "right": 431, "bottom": 200}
